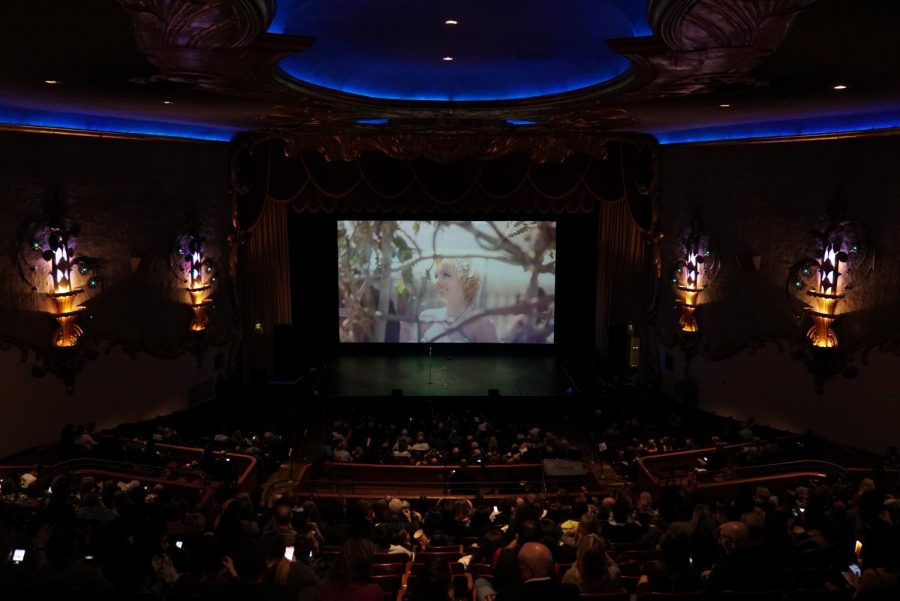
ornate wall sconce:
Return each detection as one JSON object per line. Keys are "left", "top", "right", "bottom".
{"left": 788, "top": 221, "right": 868, "bottom": 349}
{"left": 17, "top": 221, "right": 100, "bottom": 348}
{"left": 172, "top": 230, "right": 217, "bottom": 332}
{"left": 671, "top": 224, "right": 720, "bottom": 333}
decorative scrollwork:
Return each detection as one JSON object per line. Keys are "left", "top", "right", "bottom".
{"left": 116, "top": 0, "right": 822, "bottom": 139}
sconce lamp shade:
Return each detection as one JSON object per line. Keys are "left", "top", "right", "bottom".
{"left": 672, "top": 223, "right": 719, "bottom": 333}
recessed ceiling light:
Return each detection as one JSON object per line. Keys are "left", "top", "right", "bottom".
{"left": 442, "top": 56, "right": 454, "bottom": 62}
{"left": 162, "top": 100, "right": 174, "bottom": 105}
{"left": 719, "top": 103, "right": 731, "bottom": 108}
{"left": 44, "top": 80, "right": 60, "bottom": 85}
{"left": 445, "top": 19, "right": 458, "bottom": 25}
{"left": 833, "top": 84, "right": 847, "bottom": 90}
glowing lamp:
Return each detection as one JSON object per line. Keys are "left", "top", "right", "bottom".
{"left": 788, "top": 221, "right": 867, "bottom": 350}
{"left": 172, "top": 230, "right": 217, "bottom": 332}
{"left": 672, "top": 225, "right": 719, "bottom": 333}
{"left": 17, "top": 223, "right": 101, "bottom": 348}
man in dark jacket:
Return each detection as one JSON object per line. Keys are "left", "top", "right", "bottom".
{"left": 497, "top": 543, "right": 578, "bottom": 601}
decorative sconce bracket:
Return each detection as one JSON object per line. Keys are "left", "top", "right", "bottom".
{"left": 787, "top": 220, "right": 870, "bottom": 349}
{"left": 17, "top": 221, "right": 102, "bottom": 347}
{"left": 787, "top": 219, "right": 872, "bottom": 392}
{"left": 171, "top": 227, "right": 219, "bottom": 334}
{"left": 671, "top": 222, "right": 720, "bottom": 335}
{"left": 15, "top": 209, "right": 103, "bottom": 392}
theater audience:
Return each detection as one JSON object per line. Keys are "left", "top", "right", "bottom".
{"left": 4, "top": 394, "right": 900, "bottom": 601}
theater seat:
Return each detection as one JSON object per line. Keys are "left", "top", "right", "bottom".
{"left": 636, "top": 592, "right": 710, "bottom": 601}
{"left": 579, "top": 590, "right": 630, "bottom": 600}
{"left": 717, "top": 591, "right": 784, "bottom": 601}
{"left": 784, "top": 589, "right": 855, "bottom": 601}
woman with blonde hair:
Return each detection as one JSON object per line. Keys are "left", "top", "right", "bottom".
{"left": 415, "top": 259, "right": 497, "bottom": 343}
{"left": 562, "top": 533, "right": 621, "bottom": 593}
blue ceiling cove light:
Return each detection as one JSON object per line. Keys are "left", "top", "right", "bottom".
{"left": 654, "top": 110, "right": 900, "bottom": 145}
{"left": 269, "top": 0, "right": 652, "bottom": 101}
{"left": 357, "top": 118, "right": 389, "bottom": 125}
{"left": 0, "top": 105, "right": 235, "bottom": 141}
{"left": 507, "top": 119, "right": 537, "bottom": 125}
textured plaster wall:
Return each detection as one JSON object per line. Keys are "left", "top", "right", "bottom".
{"left": 657, "top": 136, "right": 900, "bottom": 452}
{"left": 0, "top": 131, "right": 232, "bottom": 457}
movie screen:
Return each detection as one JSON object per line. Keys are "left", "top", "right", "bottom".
{"left": 338, "top": 221, "right": 555, "bottom": 343}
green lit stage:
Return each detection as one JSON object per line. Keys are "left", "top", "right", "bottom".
{"left": 317, "top": 355, "right": 571, "bottom": 397}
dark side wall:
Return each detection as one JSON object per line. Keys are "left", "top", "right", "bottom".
{"left": 656, "top": 135, "right": 900, "bottom": 452}
{"left": 0, "top": 131, "right": 232, "bottom": 457}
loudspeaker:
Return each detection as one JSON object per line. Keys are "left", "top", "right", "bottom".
{"left": 391, "top": 388, "right": 403, "bottom": 397}
{"left": 629, "top": 336, "right": 641, "bottom": 369}
{"left": 609, "top": 323, "right": 640, "bottom": 371}
{"left": 488, "top": 388, "right": 500, "bottom": 397}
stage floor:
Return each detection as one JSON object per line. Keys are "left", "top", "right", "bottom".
{"left": 316, "top": 355, "right": 570, "bottom": 397}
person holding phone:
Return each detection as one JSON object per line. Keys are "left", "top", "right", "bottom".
{"left": 850, "top": 527, "right": 900, "bottom": 597}
{"left": 261, "top": 532, "right": 320, "bottom": 601}
{"left": 146, "top": 532, "right": 180, "bottom": 597}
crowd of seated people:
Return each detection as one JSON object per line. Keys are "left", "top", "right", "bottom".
{"left": 321, "top": 407, "right": 576, "bottom": 466}
{"left": 4, "top": 392, "right": 900, "bottom": 600}
{"left": 588, "top": 398, "right": 860, "bottom": 484}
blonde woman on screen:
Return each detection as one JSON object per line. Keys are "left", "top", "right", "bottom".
{"left": 410, "top": 259, "right": 497, "bottom": 343}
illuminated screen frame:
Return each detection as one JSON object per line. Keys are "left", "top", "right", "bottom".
{"left": 337, "top": 220, "right": 556, "bottom": 344}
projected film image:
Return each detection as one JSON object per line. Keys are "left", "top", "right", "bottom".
{"left": 338, "top": 221, "right": 555, "bottom": 343}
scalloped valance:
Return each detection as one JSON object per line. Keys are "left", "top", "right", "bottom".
{"left": 232, "top": 135, "right": 658, "bottom": 232}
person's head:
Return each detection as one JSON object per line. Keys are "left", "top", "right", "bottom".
{"left": 718, "top": 521, "right": 749, "bottom": 555}
{"left": 516, "top": 519, "right": 542, "bottom": 545}
{"left": 411, "top": 559, "right": 453, "bottom": 601}
{"left": 660, "top": 531, "right": 692, "bottom": 572}
{"left": 612, "top": 498, "right": 631, "bottom": 523}
{"left": 740, "top": 510, "right": 767, "bottom": 546}
{"left": 329, "top": 538, "right": 376, "bottom": 585}
{"left": 577, "top": 512, "right": 599, "bottom": 539}
{"left": 575, "top": 534, "right": 609, "bottom": 578}
{"left": 433, "top": 260, "right": 480, "bottom": 306}
{"left": 517, "top": 542, "right": 554, "bottom": 581}
{"left": 638, "top": 491, "right": 653, "bottom": 511}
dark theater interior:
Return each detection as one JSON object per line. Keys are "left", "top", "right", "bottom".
{"left": 1, "top": 1, "right": 900, "bottom": 599}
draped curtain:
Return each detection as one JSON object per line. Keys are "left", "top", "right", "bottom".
{"left": 597, "top": 201, "right": 652, "bottom": 356}
{"left": 231, "top": 137, "right": 658, "bottom": 352}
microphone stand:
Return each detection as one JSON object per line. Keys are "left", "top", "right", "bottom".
{"left": 428, "top": 345, "right": 433, "bottom": 385}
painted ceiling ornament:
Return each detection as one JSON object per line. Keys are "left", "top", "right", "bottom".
{"left": 671, "top": 221, "right": 720, "bottom": 334}
{"left": 115, "top": 0, "right": 822, "bottom": 137}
